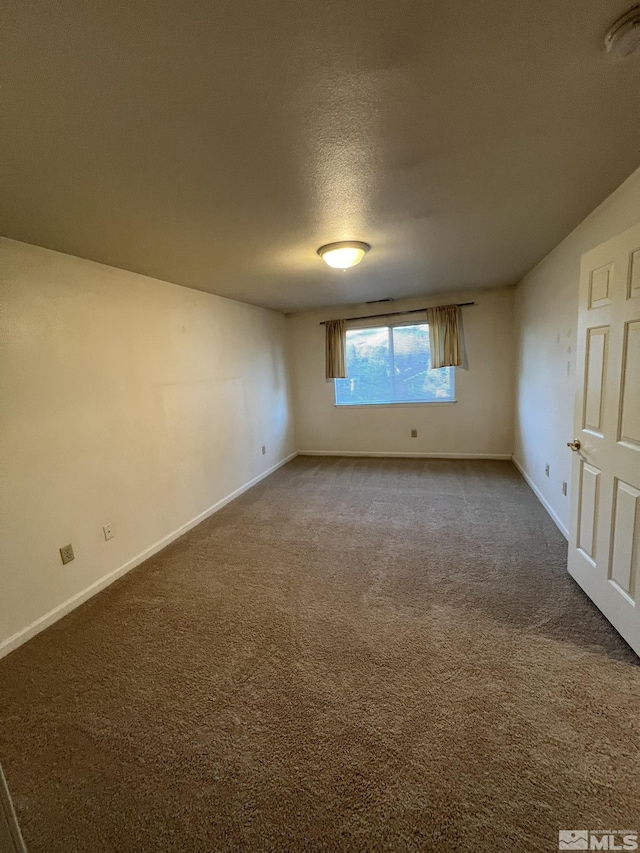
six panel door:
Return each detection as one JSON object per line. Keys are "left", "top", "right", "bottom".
{"left": 568, "top": 223, "right": 640, "bottom": 656}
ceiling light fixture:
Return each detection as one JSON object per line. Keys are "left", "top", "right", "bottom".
{"left": 317, "top": 241, "right": 370, "bottom": 270}
{"left": 605, "top": 6, "right": 640, "bottom": 61}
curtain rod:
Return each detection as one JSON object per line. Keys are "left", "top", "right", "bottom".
{"left": 318, "top": 302, "right": 476, "bottom": 325}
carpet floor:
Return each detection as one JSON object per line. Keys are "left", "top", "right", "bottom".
{"left": 1, "top": 457, "right": 639, "bottom": 852}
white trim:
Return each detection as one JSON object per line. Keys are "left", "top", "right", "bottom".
{"left": 298, "top": 451, "right": 512, "bottom": 459}
{"left": 511, "top": 455, "right": 569, "bottom": 540}
{"left": 333, "top": 402, "right": 457, "bottom": 409}
{"left": 0, "top": 452, "right": 298, "bottom": 660}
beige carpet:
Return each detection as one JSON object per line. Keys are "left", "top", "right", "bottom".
{"left": 1, "top": 457, "right": 638, "bottom": 852}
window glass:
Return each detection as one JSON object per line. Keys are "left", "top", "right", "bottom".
{"left": 334, "top": 324, "right": 455, "bottom": 406}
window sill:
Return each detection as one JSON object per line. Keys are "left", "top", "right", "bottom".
{"left": 334, "top": 401, "right": 457, "bottom": 409}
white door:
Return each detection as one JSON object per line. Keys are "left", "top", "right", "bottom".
{"left": 568, "top": 222, "right": 640, "bottom": 656}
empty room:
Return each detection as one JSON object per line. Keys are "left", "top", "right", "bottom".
{"left": 1, "top": 1, "right": 639, "bottom": 851}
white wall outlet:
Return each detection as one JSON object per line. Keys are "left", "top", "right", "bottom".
{"left": 562, "top": 481, "right": 568, "bottom": 496}
{"left": 410, "top": 429, "right": 418, "bottom": 438}
{"left": 103, "top": 523, "right": 114, "bottom": 541}
{"left": 261, "top": 445, "right": 266, "bottom": 455}
{"left": 59, "top": 543, "right": 74, "bottom": 565}
{"left": 545, "top": 464, "right": 550, "bottom": 477}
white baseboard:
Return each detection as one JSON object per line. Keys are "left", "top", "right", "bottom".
{"left": 298, "top": 450, "right": 512, "bottom": 460}
{"left": 0, "top": 452, "right": 298, "bottom": 661}
{"left": 511, "top": 455, "right": 569, "bottom": 540}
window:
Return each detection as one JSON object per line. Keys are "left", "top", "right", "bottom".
{"left": 334, "top": 323, "right": 455, "bottom": 406}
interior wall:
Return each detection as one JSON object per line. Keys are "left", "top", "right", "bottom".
{"left": 0, "top": 238, "right": 296, "bottom": 655}
{"left": 288, "top": 286, "right": 515, "bottom": 458}
{"left": 514, "top": 165, "right": 640, "bottom": 537}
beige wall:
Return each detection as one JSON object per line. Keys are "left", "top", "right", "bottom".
{"left": 0, "top": 238, "right": 296, "bottom": 655}
{"left": 288, "top": 286, "right": 515, "bottom": 457}
{"left": 514, "top": 165, "right": 640, "bottom": 537}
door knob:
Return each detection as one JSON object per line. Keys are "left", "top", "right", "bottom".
{"left": 567, "top": 439, "right": 581, "bottom": 451}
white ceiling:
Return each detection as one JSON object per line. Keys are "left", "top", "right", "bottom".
{"left": 1, "top": 0, "right": 639, "bottom": 312}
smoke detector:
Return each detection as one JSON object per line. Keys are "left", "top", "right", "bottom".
{"left": 605, "top": 6, "right": 640, "bottom": 61}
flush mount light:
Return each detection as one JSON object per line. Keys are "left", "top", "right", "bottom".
{"left": 605, "top": 5, "right": 640, "bottom": 61}
{"left": 317, "top": 241, "right": 370, "bottom": 270}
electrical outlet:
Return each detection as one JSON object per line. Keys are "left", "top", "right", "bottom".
{"left": 410, "top": 429, "right": 418, "bottom": 438}
{"left": 545, "top": 464, "right": 550, "bottom": 477}
{"left": 59, "top": 543, "right": 75, "bottom": 565}
{"left": 562, "top": 481, "right": 568, "bottom": 496}
{"left": 261, "top": 445, "right": 266, "bottom": 455}
{"left": 103, "top": 523, "right": 114, "bottom": 541}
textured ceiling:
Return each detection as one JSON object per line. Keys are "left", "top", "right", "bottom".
{"left": 1, "top": 0, "right": 639, "bottom": 312}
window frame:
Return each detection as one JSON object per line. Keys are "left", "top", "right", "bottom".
{"left": 333, "top": 320, "right": 457, "bottom": 408}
